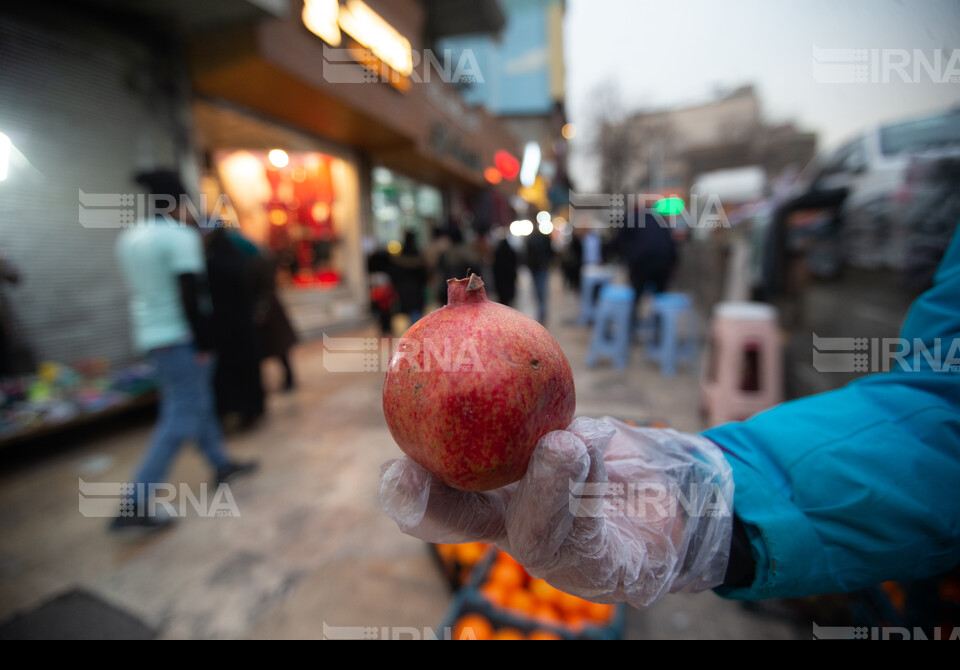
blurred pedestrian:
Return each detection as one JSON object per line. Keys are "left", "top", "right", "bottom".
{"left": 368, "top": 247, "right": 397, "bottom": 337}
{"left": 561, "top": 231, "right": 583, "bottom": 291}
{"left": 0, "top": 248, "right": 33, "bottom": 377}
{"left": 113, "top": 170, "right": 256, "bottom": 532}
{"left": 525, "top": 227, "right": 554, "bottom": 324}
{"left": 254, "top": 253, "right": 299, "bottom": 392}
{"left": 491, "top": 229, "right": 518, "bottom": 307}
{"left": 612, "top": 208, "right": 678, "bottom": 328}
{"left": 423, "top": 224, "right": 452, "bottom": 307}
{"left": 581, "top": 228, "right": 604, "bottom": 269}
{"left": 204, "top": 225, "right": 266, "bottom": 428}
{"left": 390, "top": 230, "right": 428, "bottom": 324}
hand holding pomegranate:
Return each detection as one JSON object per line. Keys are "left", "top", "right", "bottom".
{"left": 380, "top": 416, "right": 735, "bottom": 610}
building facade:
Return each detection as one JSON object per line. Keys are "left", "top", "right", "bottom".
{"left": 601, "top": 86, "right": 817, "bottom": 195}
{"left": 189, "top": 0, "right": 522, "bottom": 336}
{"left": 0, "top": 0, "right": 525, "bottom": 440}
{"left": 438, "top": 0, "right": 572, "bottom": 215}
{"left": 0, "top": 0, "right": 523, "bottom": 367}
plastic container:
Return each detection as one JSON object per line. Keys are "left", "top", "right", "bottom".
{"left": 430, "top": 543, "right": 492, "bottom": 592}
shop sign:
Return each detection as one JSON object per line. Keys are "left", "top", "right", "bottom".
{"left": 302, "top": 0, "right": 414, "bottom": 88}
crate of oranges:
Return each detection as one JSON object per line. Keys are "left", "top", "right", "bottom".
{"left": 443, "top": 597, "right": 569, "bottom": 640}
{"left": 440, "top": 549, "right": 625, "bottom": 640}
{"left": 430, "top": 542, "right": 492, "bottom": 591}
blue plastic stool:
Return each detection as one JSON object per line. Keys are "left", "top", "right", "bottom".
{"left": 586, "top": 284, "right": 636, "bottom": 371}
{"left": 633, "top": 282, "right": 662, "bottom": 342}
{"left": 578, "top": 266, "right": 613, "bottom": 326}
{"left": 643, "top": 293, "right": 697, "bottom": 378}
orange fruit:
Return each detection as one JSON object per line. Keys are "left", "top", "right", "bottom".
{"left": 491, "top": 627, "right": 525, "bottom": 640}
{"left": 504, "top": 588, "right": 537, "bottom": 616}
{"left": 562, "top": 612, "right": 586, "bottom": 634}
{"left": 456, "top": 542, "right": 486, "bottom": 565}
{"left": 495, "top": 551, "right": 525, "bottom": 570}
{"left": 479, "top": 581, "right": 513, "bottom": 606}
{"left": 556, "top": 591, "right": 588, "bottom": 617}
{"left": 528, "top": 578, "right": 565, "bottom": 607}
{"left": 453, "top": 614, "right": 493, "bottom": 640}
{"left": 528, "top": 629, "right": 564, "bottom": 640}
{"left": 582, "top": 601, "right": 615, "bottom": 623}
{"left": 487, "top": 562, "right": 526, "bottom": 590}
{"left": 531, "top": 602, "right": 565, "bottom": 626}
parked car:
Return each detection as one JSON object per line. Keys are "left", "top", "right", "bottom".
{"left": 802, "top": 107, "right": 960, "bottom": 273}
{"left": 752, "top": 108, "right": 960, "bottom": 401}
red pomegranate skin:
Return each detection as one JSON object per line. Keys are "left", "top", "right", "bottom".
{"left": 382, "top": 274, "right": 576, "bottom": 492}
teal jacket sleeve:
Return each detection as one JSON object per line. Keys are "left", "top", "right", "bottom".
{"left": 705, "top": 224, "right": 960, "bottom": 601}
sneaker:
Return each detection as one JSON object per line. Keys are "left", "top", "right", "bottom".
{"left": 216, "top": 460, "right": 259, "bottom": 487}
{"left": 108, "top": 505, "right": 175, "bottom": 534}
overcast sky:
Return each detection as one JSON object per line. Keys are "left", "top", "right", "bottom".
{"left": 563, "top": 0, "right": 960, "bottom": 190}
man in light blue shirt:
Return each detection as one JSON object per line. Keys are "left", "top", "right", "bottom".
{"left": 113, "top": 170, "right": 256, "bottom": 532}
{"left": 116, "top": 216, "right": 209, "bottom": 353}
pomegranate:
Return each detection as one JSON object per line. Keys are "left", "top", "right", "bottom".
{"left": 382, "top": 274, "right": 576, "bottom": 492}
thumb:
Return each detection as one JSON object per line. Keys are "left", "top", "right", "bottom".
{"left": 505, "top": 430, "right": 591, "bottom": 571}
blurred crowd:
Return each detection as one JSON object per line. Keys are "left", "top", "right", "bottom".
{"left": 363, "top": 205, "right": 686, "bottom": 338}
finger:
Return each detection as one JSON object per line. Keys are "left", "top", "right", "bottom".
{"left": 567, "top": 417, "right": 615, "bottom": 497}
{"left": 379, "top": 459, "right": 508, "bottom": 545}
{"left": 564, "top": 418, "right": 615, "bottom": 555}
{"left": 505, "top": 430, "right": 591, "bottom": 571}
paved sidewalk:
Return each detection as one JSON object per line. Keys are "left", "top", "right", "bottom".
{"left": 0, "top": 269, "right": 807, "bottom": 639}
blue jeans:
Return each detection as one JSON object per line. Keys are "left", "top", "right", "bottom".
{"left": 531, "top": 269, "right": 549, "bottom": 323}
{"left": 131, "top": 343, "right": 229, "bottom": 501}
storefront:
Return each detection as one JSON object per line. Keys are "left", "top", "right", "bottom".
{"left": 370, "top": 167, "right": 444, "bottom": 251}
{"left": 0, "top": 1, "right": 518, "bottom": 443}
{"left": 192, "top": 100, "right": 368, "bottom": 336}
{"left": 188, "top": 0, "right": 524, "bottom": 333}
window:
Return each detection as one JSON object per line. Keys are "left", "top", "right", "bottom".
{"left": 370, "top": 168, "right": 443, "bottom": 253}
{"left": 880, "top": 111, "right": 960, "bottom": 156}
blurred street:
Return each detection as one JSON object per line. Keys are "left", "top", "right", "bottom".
{"left": 1, "top": 0, "right": 957, "bottom": 643}
{"left": 0, "top": 269, "right": 806, "bottom": 640}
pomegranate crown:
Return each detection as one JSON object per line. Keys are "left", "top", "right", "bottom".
{"left": 446, "top": 273, "right": 487, "bottom": 304}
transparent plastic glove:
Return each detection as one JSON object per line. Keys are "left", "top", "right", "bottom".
{"left": 379, "top": 417, "right": 735, "bottom": 609}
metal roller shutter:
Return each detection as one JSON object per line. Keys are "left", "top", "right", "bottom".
{"left": 0, "top": 14, "right": 190, "bottom": 370}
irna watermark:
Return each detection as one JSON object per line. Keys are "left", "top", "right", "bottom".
{"left": 322, "top": 334, "right": 486, "bottom": 373}
{"left": 79, "top": 190, "right": 235, "bottom": 229}
{"left": 812, "top": 334, "right": 960, "bottom": 373}
{"left": 569, "top": 192, "right": 729, "bottom": 231}
{"left": 569, "top": 480, "right": 731, "bottom": 520}
{"left": 321, "top": 44, "right": 483, "bottom": 87}
{"left": 812, "top": 46, "right": 960, "bottom": 84}
{"left": 79, "top": 479, "right": 240, "bottom": 519}
{"left": 813, "top": 622, "right": 960, "bottom": 640}
{"left": 322, "top": 623, "right": 477, "bottom": 640}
